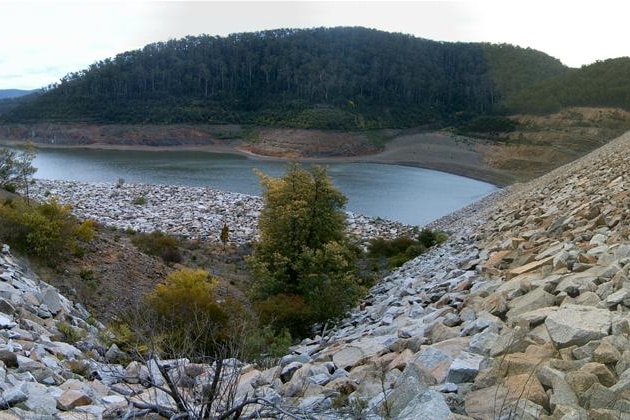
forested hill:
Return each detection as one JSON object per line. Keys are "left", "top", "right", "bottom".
{"left": 505, "top": 57, "right": 630, "bottom": 114}
{"left": 0, "top": 27, "right": 574, "bottom": 128}
{"left": 0, "top": 89, "right": 35, "bottom": 99}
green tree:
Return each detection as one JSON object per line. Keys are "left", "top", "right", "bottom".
{"left": 248, "top": 163, "right": 362, "bottom": 337}
{"left": 0, "top": 142, "right": 37, "bottom": 196}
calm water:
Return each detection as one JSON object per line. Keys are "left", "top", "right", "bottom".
{"left": 31, "top": 148, "right": 497, "bottom": 226}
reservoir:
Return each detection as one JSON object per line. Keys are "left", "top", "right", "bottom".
{"left": 32, "top": 148, "right": 497, "bottom": 226}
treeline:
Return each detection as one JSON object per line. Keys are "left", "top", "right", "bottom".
{"left": 1, "top": 27, "right": 570, "bottom": 128}
{"left": 506, "top": 57, "right": 630, "bottom": 114}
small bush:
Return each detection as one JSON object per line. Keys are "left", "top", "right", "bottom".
{"left": 56, "top": 321, "right": 85, "bottom": 344}
{"left": 0, "top": 197, "right": 94, "bottom": 263}
{"left": 132, "top": 195, "right": 147, "bottom": 206}
{"left": 131, "top": 231, "right": 182, "bottom": 263}
{"left": 245, "top": 325, "right": 293, "bottom": 364}
{"left": 368, "top": 230, "right": 446, "bottom": 268}
{"left": 146, "top": 268, "right": 232, "bottom": 358}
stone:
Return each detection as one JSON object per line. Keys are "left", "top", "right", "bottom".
{"left": 0, "top": 386, "right": 28, "bottom": 408}
{"left": 105, "top": 343, "right": 126, "bottom": 363}
{"left": 0, "top": 350, "right": 18, "bottom": 368}
{"left": 605, "top": 287, "right": 630, "bottom": 307}
{"left": 544, "top": 305, "right": 611, "bottom": 348}
{"left": 593, "top": 340, "right": 621, "bottom": 364}
{"left": 580, "top": 382, "right": 616, "bottom": 409}
{"left": 565, "top": 371, "right": 599, "bottom": 395}
{"left": 56, "top": 389, "right": 93, "bottom": 411}
{"left": 506, "top": 287, "right": 556, "bottom": 321}
{"left": 446, "top": 351, "right": 486, "bottom": 384}
{"left": 0, "top": 313, "right": 17, "bottom": 329}
{"left": 396, "top": 389, "right": 451, "bottom": 419}
{"left": 280, "top": 353, "right": 311, "bottom": 366}
{"left": 580, "top": 363, "right": 617, "bottom": 387}
{"left": 332, "top": 347, "right": 364, "bottom": 371}
{"left": 386, "top": 361, "right": 433, "bottom": 418}
{"left": 280, "top": 361, "right": 303, "bottom": 383}
{"left": 468, "top": 328, "right": 500, "bottom": 356}
{"left": 510, "top": 306, "right": 557, "bottom": 328}
{"left": 413, "top": 346, "right": 454, "bottom": 384}
{"left": 465, "top": 380, "right": 545, "bottom": 420}
{"left": 22, "top": 382, "right": 60, "bottom": 415}
{"left": 428, "top": 322, "right": 460, "bottom": 344}
{"left": 41, "top": 287, "right": 63, "bottom": 315}
{"left": 549, "top": 376, "right": 579, "bottom": 410}
{"left": 508, "top": 256, "right": 554, "bottom": 276}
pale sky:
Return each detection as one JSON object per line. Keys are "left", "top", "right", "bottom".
{"left": 1, "top": 0, "right": 628, "bottom": 90}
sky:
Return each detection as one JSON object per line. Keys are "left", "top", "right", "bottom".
{"left": 1, "top": 0, "right": 628, "bottom": 90}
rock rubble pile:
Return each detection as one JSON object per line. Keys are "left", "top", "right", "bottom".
{"left": 4, "top": 130, "right": 630, "bottom": 418}
{"left": 28, "top": 180, "right": 413, "bottom": 245}
{"left": 259, "top": 131, "right": 630, "bottom": 419}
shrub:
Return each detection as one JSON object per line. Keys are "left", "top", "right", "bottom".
{"left": 131, "top": 231, "right": 182, "bottom": 263}
{"left": 368, "top": 230, "right": 446, "bottom": 268}
{"left": 132, "top": 195, "right": 147, "bottom": 206}
{"left": 255, "top": 294, "right": 314, "bottom": 339}
{"left": 0, "top": 197, "right": 95, "bottom": 263}
{"left": 146, "top": 268, "right": 231, "bottom": 358}
{"left": 56, "top": 321, "right": 85, "bottom": 344}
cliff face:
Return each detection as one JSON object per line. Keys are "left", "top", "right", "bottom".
{"left": 2, "top": 130, "right": 630, "bottom": 418}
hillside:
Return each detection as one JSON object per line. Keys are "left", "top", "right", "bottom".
{"left": 506, "top": 57, "right": 630, "bottom": 114}
{"left": 0, "top": 89, "right": 35, "bottom": 99}
{"left": 0, "top": 27, "right": 568, "bottom": 128}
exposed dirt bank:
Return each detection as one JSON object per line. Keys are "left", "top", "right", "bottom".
{"left": 2, "top": 107, "right": 629, "bottom": 187}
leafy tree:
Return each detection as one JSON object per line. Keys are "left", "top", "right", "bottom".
{"left": 0, "top": 142, "right": 37, "bottom": 195}
{"left": 248, "top": 164, "right": 362, "bottom": 337}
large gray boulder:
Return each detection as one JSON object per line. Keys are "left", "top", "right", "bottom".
{"left": 544, "top": 304, "right": 611, "bottom": 348}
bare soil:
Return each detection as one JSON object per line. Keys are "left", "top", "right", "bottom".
{"left": 1, "top": 107, "right": 629, "bottom": 187}
{"left": 29, "top": 226, "right": 252, "bottom": 323}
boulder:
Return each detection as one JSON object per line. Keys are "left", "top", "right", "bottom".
{"left": 56, "top": 389, "right": 92, "bottom": 411}
{"left": 446, "top": 352, "right": 486, "bottom": 384}
{"left": 545, "top": 305, "right": 611, "bottom": 348}
{"left": 396, "top": 389, "right": 451, "bottom": 419}
{"left": 332, "top": 347, "right": 364, "bottom": 371}
{"left": 385, "top": 361, "right": 434, "bottom": 418}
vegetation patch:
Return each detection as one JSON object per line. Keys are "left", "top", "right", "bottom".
{"left": 248, "top": 164, "right": 364, "bottom": 339}
{"left": 131, "top": 230, "right": 182, "bottom": 264}
{"left": 368, "top": 228, "right": 447, "bottom": 269}
{"left": 0, "top": 197, "right": 95, "bottom": 264}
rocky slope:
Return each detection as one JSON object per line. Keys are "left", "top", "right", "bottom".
{"left": 257, "top": 129, "right": 630, "bottom": 419}
{"left": 2, "top": 130, "right": 630, "bottom": 417}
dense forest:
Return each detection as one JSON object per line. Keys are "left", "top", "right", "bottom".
{"left": 505, "top": 57, "right": 630, "bottom": 114}
{"left": 1, "top": 27, "right": 626, "bottom": 129}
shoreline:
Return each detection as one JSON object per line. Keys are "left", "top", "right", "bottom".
{"left": 0, "top": 135, "right": 509, "bottom": 187}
